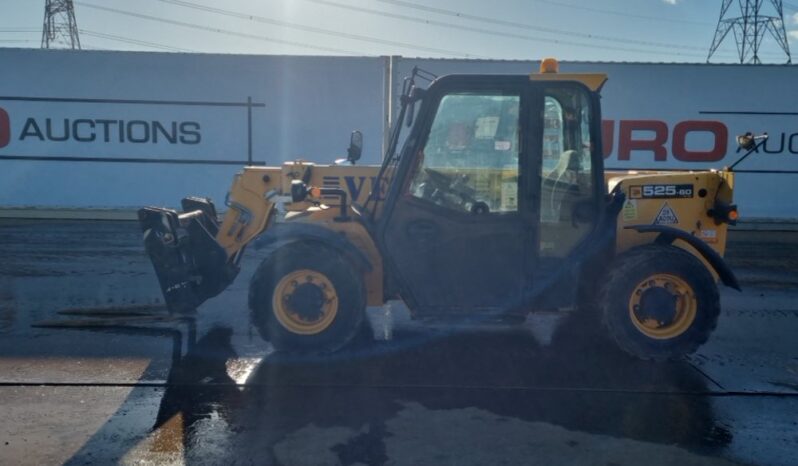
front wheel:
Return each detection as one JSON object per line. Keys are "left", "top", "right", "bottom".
{"left": 249, "top": 243, "right": 366, "bottom": 353}
{"left": 599, "top": 245, "right": 720, "bottom": 361}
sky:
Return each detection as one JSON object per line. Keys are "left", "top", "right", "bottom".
{"left": 1, "top": 0, "right": 797, "bottom": 63}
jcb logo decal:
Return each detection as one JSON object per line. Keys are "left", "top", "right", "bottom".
{"left": 343, "top": 176, "right": 370, "bottom": 201}
{"left": 323, "top": 175, "right": 388, "bottom": 201}
{"left": 0, "top": 107, "right": 10, "bottom": 149}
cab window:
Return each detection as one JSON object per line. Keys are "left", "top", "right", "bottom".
{"left": 538, "top": 87, "right": 596, "bottom": 256}
{"left": 409, "top": 92, "right": 521, "bottom": 215}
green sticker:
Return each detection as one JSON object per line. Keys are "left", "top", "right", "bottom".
{"left": 623, "top": 199, "right": 637, "bottom": 221}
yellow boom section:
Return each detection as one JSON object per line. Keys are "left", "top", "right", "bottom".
{"left": 216, "top": 162, "right": 382, "bottom": 258}
{"left": 216, "top": 167, "right": 281, "bottom": 257}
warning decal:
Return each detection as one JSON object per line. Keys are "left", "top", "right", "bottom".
{"left": 699, "top": 229, "right": 718, "bottom": 243}
{"left": 653, "top": 202, "right": 679, "bottom": 225}
{"left": 622, "top": 199, "right": 638, "bottom": 221}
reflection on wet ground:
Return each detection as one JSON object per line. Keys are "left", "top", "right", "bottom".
{"left": 64, "top": 315, "right": 746, "bottom": 465}
{"left": 1, "top": 220, "right": 797, "bottom": 465}
{"left": 166, "top": 320, "right": 732, "bottom": 460}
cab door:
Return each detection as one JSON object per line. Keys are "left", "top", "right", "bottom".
{"left": 381, "top": 76, "right": 534, "bottom": 312}
{"left": 533, "top": 84, "right": 604, "bottom": 290}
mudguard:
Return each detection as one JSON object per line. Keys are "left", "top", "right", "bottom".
{"left": 253, "top": 222, "right": 373, "bottom": 273}
{"left": 624, "top": 224, "right": 741, "bottom": 291}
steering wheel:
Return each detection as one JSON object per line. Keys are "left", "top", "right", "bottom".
{"left": 422, "top": 168, "right": 487, "bottom": 214}
{"left": 423, "top": 167, "right": 454, "bottom": 186}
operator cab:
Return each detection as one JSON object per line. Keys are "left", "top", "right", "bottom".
{"left": 379, "top": 61, "right": 608, "bottom": 314}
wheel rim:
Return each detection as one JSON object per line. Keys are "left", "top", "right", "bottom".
{"left": 627, "top": 273, "right": 697, "bottom": 340}
{"left": 272, "top": 269, "right": 338, "bottom": 335}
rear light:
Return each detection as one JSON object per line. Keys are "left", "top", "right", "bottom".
{"left": 708, "top": 201, "right": 738, "bottom": 225}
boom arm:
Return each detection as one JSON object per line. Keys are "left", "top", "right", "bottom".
{"left": 138, "top": 166, "right": 282, "bottom": 313}
{"left": 138, "top": 160, "right": 382, "bottom": 313}
{"left": 216, "top": 167, "right": 282, "bottom": 258}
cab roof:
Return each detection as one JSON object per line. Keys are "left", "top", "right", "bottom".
{"left": 529, "top": 72, "right": 608, "bottom": 92}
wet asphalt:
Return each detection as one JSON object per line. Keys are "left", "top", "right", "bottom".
{"left": 0, "top": 219, "right": 797, "bottom": 465}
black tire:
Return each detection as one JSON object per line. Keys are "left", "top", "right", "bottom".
{"left": 249, "top": 242, "right": 366, "bottom": 353}
{"left": 599, "top": 245, "right": 720, "bottom": 361}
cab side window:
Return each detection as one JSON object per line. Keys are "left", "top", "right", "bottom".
{"left": 409, "top": 92, "right": 521, "bottom": 214}
{"left": 538, "top": 88, "right": 596, "bottom": 256}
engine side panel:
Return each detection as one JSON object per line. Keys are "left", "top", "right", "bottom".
{"left": 607, "top": 170, "right": 733, "bottom": 259}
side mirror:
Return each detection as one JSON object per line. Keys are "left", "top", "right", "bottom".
{"left": 347, "top": 130, "right": 363, "bottom": 165}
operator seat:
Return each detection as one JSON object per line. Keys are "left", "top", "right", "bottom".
{"left": 541, "top": 150, "right": 582, "bottom": 223}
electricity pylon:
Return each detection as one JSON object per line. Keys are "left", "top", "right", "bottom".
{"left": 707, "top": 0, "right": 791, "bottom": 64}
{"left": 41, "top": 0, "right": 81, "bottom": 49}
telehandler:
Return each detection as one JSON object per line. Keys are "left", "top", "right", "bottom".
{"left": 139, "top": 59, "right": 743, "bottom": 360}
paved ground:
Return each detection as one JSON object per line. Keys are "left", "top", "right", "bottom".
{"left": 0, "top": 219, "right": 797, "bottom": 465}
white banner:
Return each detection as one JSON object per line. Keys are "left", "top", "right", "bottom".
{"left": 1, "top": 49, "right": 796, "bottom": 219}
{"left": 0, "top": 50, "right": 386, "bottom": 207}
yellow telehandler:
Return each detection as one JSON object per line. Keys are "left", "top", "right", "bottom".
{"left": 139, "top": 59, "right": 745, "bottom": 360}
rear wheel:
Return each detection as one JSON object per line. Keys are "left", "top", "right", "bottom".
{"left": 249, "top": 243, "right": 365, "bottom": 353}
{"left": 599, "top": 245, "right": 720, "bottom": 361}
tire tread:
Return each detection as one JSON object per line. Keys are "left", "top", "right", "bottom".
{"left": 599, "top": 244, "right": 720, "bottom": 361}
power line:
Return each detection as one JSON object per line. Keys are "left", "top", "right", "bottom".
{"left": 80, "top": 29, "right": 194, "bottom": 52}
{"left": 160, "top": 0, "right": 708, "bottom": 59}
{"left": 319, "top": 0, "right": 785, "bottom": 60}
{"left": 4, "top": 28, "right": 188, "bottom": 53}
{"left": 62, "top": 0, "right": 786, "bottom": 61}
{"left": 305, "top": 0, "right": 712, "bottom": 58}
{"left": 75, "top": 2, "right": 361, "bottom": 55}
{"left": 154, "top": 0, "right": 481, "bottom": 57}
{"left": 395, "top": 0, "right": 707, "bottom": 51}
{"left": 526, "top": 0, "right": 712, "bottom": 26}
{"left": 80, "top": 43, "right": 113, "bottom": 51}
{"left": 365, "top": 0, "right": 708, "bottom": 51}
